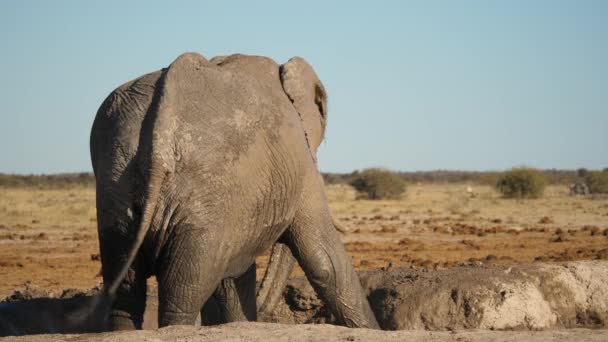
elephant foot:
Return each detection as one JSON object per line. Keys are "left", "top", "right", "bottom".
{"left": 110, "top": 311, "right": 143, "bottom": 330}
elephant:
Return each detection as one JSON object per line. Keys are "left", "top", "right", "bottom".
{"left": 90, "top": 52, "right": 379, "bottom": 330}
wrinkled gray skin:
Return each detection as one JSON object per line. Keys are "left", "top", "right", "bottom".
{"left": 90, "top": 52, "right": 379, "bottom": 330}
{"left": 200, "top": 216, "right": 346, "bottom": 325}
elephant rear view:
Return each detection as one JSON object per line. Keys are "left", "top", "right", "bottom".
{"left": 90, "top": 52, "right": 379, "bottom": 329}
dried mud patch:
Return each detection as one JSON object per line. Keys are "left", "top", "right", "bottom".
{"left": 263, "top": 261, "right": 608, "bottom": 331}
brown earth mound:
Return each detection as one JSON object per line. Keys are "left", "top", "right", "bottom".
{"left": 263, "top": 260, "right": 608, "bottom": 330}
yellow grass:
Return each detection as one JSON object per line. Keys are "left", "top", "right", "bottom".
{"left": 0, "top": 186, "right": 96, "bottom": 229}
{"left": 0, "top": 183, "right": 606, "bottom": 296}
{"left": 327, "top": 184, "right": 608, "bottom": 230}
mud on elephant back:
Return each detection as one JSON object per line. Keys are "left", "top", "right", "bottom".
{"left": 89, "top": 51, "right": 379, "bottom": 330}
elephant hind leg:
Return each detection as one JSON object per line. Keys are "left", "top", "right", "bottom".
{"left": 201, "top": 264, "right": 257, "bottom": 325}
{"left": 228, "top": 263, "right": 257, "bottom": 321}
{"left": 113, "top": 262, "right": 147, "bottom": 330}
{"left": 99, "top": 232, "right": 147, "bottom": 330}
{"left": 155, "top": 227, "right": 225, "bottom": 327}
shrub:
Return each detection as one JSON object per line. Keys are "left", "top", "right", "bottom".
{"left": 584, "top": 171, "right": 608, "bottom": 194}
{"left": 495, "top": 167, "right": 547, "bottom": 199}
{"left": 349, "top": 168, "right": 406, "bottom": 200}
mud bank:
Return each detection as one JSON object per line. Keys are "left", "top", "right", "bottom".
{"left": 1, "top": 261, "right": 607, "bottom": 337}
{"left": 270, "top": 260, "right": 608, "bottom": 330}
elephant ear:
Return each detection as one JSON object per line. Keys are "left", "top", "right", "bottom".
{"left": 280, "top": 57, "right": 328, "bottom": 150}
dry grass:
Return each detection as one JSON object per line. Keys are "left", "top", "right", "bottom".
{"left": 329, "top": 184, "right": 607, "bottom": 230}
{"left": 0, "top": 187, "right": 96, "bottom": 229}
{"left": 0, "top": 183, "right": 607, "bottom": 297}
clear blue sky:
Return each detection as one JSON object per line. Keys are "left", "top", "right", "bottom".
{"left": 1, "top": 1, "right": 606, "bottom": 174}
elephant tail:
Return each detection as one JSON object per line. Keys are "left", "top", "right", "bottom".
{"left": 69, "top": 162, "right": 164, "bottom": 326}
{"left": 104, "top": 59, "right": 181, "bottom": 298}
{"left": 105, "top": 161, "right": 167, "bottom": 297}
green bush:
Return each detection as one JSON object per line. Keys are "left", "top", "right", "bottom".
{"left": 495, "top": 167, "right": 547, "bottom": 199}
{"left": 349, "top": 168, "right": 406, "bottom": 200}
{"left": 584, "top": 171, "right": 608, "bottom": 194}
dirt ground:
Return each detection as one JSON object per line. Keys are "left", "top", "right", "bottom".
{"left": 0, "top": 183, "right": 607, "bottom": 298}
{"left": 3, "top": 322, "right": 608, "bottom": 342}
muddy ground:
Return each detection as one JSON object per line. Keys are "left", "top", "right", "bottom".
{"left": 2, "top": 261, "right": 608, "bottom": 336}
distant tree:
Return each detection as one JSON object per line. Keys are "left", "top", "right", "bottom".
{"left": 577, "top": 168, "right": 590, "bottom": 179}
{"left": 495, "top": 167, "right": 547, "bottom": 199}
{"left": 583, "top": 171, "right": 608, "bottom": 194}
{"left": 350, "top": 168, "right": 406, "bottom": 200}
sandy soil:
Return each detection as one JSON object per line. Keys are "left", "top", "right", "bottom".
{"left": 1, "top": 183, "right": 607, "bottom": 298}
{"left": 2, "top": 323, "right": 607, "bottom": 342}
